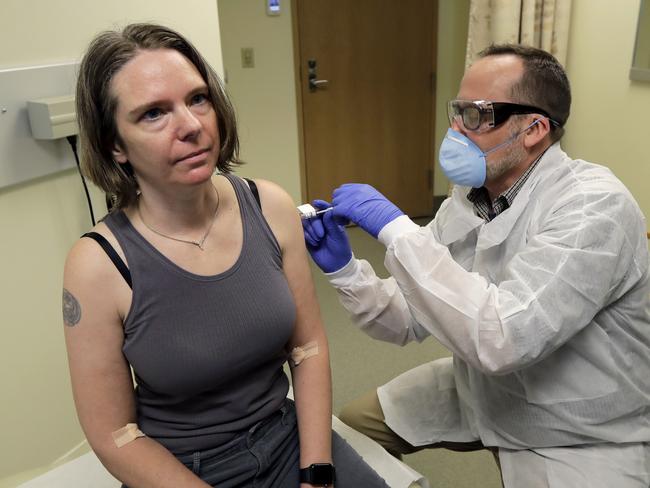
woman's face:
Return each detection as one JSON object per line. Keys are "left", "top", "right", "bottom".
{"left": 110, "top": 48, "right": 220, "bottom": 192}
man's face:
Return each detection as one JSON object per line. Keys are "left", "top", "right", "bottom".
{"left": 453, "top": 55, "right": 530, "bottom": 185}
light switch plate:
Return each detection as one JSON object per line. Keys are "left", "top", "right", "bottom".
{"left": 241, "top": 48, "right": 255, "bottom": 68}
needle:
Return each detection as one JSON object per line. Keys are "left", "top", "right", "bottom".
{"left": 314, "top": 207, "right": 333, "bottom": 216}
{"left": 297, "top": 204, "right": 335, "bottom": 220}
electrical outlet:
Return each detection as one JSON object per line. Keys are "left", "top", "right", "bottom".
{"left": 241, "top": 48, "right": 255, "bottom": 68}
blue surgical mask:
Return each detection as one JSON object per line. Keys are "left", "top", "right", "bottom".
{"left": 439, "top": 119, "right": 541, "bottom": 188}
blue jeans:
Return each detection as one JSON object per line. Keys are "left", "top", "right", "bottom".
{"left": 123, "top": 399, "right": 388, "bottom": 487}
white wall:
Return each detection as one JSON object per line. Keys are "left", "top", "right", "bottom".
{"left": 0, "top": 0, "right": 223, "bottom": 482}
{"left": 563, "top": 0, "right": 650, "bottom": 218}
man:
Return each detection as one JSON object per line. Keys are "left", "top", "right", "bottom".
{"left": 303, "top": 44, "right": 650, "bottom": 487}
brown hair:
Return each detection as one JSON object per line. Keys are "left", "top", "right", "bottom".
{"left": 76, "top": 23, "right": 241, "bottom": 209}
{"left": 478, "top": 44, "right": 571, "bottom": 143}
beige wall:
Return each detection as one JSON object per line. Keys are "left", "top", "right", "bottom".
{"left": 563, "top": 0, "right": 650, "bottom": 219}
{"left": 0, "top": 0, "right": 223, "bottom": 483}
{"left": 632, "top": 0, "right": 650, "bottom": 69}
{"left": 217, "top": 0, "right": 303, "bottom": 202}
{"left": 434, "top": 0, "right": 471, "bottom": 196}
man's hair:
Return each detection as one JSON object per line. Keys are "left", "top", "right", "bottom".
{"left": 478, "top": 44, "right": 571, "bottom": 143}
{"left": 76, "top": 23, "right": 241, "bottom": 209}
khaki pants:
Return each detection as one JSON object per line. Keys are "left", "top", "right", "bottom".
{"left": 339, "top": 389, "right": 501, "bottom": 477}
{"left": 341, "top": 391, "right": 650, "bottom": 488}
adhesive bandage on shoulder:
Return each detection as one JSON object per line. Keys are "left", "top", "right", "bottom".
{"left": 289, "top": 341, "right": 319, "bottom": 367}
{"left": 112, "top": 423, "right": 146, "bottom": 448}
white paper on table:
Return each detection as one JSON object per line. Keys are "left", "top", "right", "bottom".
{"left": 17, "top": 452, "right": 119, "bottom": 488}
{"left": 332, "top": 416, "right": 430, "bottom": 488}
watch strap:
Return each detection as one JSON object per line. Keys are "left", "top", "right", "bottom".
{"left": 299, "top": 463, "right": 335, "bottom": 486}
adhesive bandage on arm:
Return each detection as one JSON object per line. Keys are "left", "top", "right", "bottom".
{"left": 112, "top": 423, "right": 146, "bottom": 447}
{"left": 289, "top": 341, "right": 320, "bottom": 367}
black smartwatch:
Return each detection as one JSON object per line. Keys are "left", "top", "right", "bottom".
{"left": 299, "top": 463, "right": 335, "bottom": 486}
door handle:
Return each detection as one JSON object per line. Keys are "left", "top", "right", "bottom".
{"left": 307, "top": 59, "right": 328, "bottom": 92}
{"left": 309, "top": 78, "right": 329, "bottom": 90}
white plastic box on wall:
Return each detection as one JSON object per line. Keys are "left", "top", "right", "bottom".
{"left": 27, "top": 95, "right": 77, "bottom": 140}
{"left": 0, "top": 62, "right": 79, "bottom": 190}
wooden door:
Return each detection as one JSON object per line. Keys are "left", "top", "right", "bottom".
{"left": 295, "top": 0, "right": 437, "bottom": 217}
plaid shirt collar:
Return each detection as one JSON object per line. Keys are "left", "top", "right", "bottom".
{"left": 467, "top": 152, "right": 545, "bottom": 222}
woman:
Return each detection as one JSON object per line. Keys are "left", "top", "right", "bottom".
{"left": 63, "top": 23, "right": 387, "bottom": 488}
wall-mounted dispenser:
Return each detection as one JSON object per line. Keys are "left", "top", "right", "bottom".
{"left": 26, "top": 95, "right": 77, "bottom": 140}
{"left": 0, "top": 61, "right": 79, "bottom": 190}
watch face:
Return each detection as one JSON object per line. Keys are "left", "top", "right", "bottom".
{"left": 311, "top": 464, "right": 334, "bottom": 484}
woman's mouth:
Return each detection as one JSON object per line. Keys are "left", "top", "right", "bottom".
{"left": 176, "top": 148, "right": 210, "bottom": 164}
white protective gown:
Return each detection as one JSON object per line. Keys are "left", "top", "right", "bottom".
{"left": 328, "top": 143, "right": 650, "bottom": 451}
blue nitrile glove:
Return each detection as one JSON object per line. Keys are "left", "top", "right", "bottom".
{"left": 302, "top": 200, "right": 352, "bottom": 273}
{"left": 332, "top": 183, "right": 404, "bottom": 238}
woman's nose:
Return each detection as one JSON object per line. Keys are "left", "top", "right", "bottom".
{"left": 176, "top": 107, "right": 201, "bottom": 140}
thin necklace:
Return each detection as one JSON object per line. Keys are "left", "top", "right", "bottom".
{"left": 137, "top": 184, "right": 220, "bottom": 251}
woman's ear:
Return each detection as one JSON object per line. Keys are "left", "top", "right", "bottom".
{"left": 112, "top": 143, "right": 128, "bottom": 164}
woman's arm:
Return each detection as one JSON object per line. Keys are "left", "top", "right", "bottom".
{"left": 254, "top": 180, "right": 333, "bottom": 481}
{"left": 63, "top": 232, "right": 210, "bottom": 488}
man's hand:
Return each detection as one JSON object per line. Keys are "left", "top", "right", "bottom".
{"left": 302, "top": 200, "right": 352, "bottom": 273}
{"left": 332, "top": 184, "right": 404, "bottom": 238}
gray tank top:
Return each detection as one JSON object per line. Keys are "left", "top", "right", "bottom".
{"left": 102, "top": 174, "right": 296, "bottom": 455}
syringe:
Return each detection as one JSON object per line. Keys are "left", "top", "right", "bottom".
{"left": 297, "top": 203, "right": 334, "bottom": 220}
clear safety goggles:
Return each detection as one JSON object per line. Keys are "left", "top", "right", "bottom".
{"left": 447, "top": 99, "right": 558, "bottom": 133}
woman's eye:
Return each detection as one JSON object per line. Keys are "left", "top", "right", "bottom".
{"left": 191, "top": 93, "right": 209, "bottom": 105}
{"left": 142, "top": 108, "right": 163, "bottom": 121}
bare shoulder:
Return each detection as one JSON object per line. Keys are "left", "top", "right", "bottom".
{"left": 246, "top": 178, "right": 301, "bottom": 251}
{"left": 63, "top": 222, "right": 129, "bottom": 326}
{"left": 64, "top": 223, "right": 121, "bottom": 284}
{"left": 249, "top": 178, "right": 297, "bottom": 214}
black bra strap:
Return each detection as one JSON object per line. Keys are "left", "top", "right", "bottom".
{"left": 82, "top": 232, "right": 133, "bottom": 289}
{"left": 244, "top": 178, "right": 262, "bottom": 209}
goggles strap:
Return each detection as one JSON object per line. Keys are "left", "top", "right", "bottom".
{"left": 483, "top": 118, "right": 541, "bottom": 156}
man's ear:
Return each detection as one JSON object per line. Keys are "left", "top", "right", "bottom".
{"left": 112, "top": 142, "right": 128, "bottom": 164}
{"left": 523, "top": 117, "right": 551, "bottom": 148}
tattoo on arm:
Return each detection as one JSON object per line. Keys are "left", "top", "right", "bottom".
{"left": 63, "top": 288, "right": 81, "bottom": 327}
